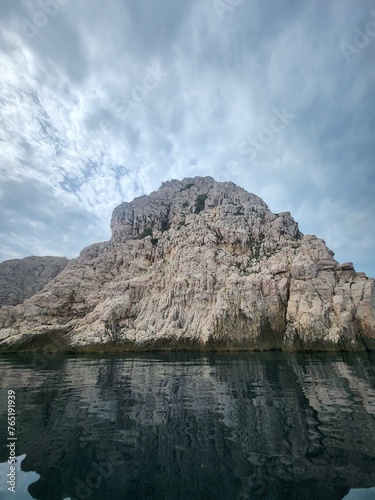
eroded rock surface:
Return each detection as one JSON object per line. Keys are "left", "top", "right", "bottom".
{"left": 0, "top": 256, "right": 69, "bottom": 307}
{"left": 0, "top": 176, "right": 374, "bottom": 352}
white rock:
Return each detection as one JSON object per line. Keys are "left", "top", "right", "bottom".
{"left": 0, "top": 176, "right": 374, "bottom": 352}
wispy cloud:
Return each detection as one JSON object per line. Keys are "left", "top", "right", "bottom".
{"left": 0, "top": 0, "right": 374, "bottom": 276}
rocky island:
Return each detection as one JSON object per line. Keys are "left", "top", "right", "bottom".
{"left": 0, "top": 176, "right": 374, "bottom": 352}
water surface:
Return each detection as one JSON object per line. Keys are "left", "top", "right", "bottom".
{"left": 0, "top": 352, "right": 375, "bottom": 499}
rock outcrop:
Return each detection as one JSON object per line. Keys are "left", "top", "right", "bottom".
{"left": 0, "top": 176, "right": 374, "bottom": 352}
{"left": 0, "top": 256, "right": 69, "bottom": 307}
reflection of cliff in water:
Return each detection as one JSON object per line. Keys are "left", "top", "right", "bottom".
{"left": 0, "top": 352, "right": 375, "bottom": 500}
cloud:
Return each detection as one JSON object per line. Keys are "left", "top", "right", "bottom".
{"left": 0, "top": 0, "right": 374, "bottom": 277}
{"left": 0, "top": 176, "right": 101, "bottom": 258}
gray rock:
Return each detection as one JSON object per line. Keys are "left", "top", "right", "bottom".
{"left": 0, "top": 177, "right": 374, "bottom": 352}
{"left": 0, "top": 256, "right": 69, "bottom": 306}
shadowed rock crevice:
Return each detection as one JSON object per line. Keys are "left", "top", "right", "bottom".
{"left": 0, "top": 329, "right": 75, "bottom": 353}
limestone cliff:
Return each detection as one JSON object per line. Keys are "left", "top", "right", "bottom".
{"left": 0, "top": 256, "right": 69, "bottom": 307}
{"left": 0, "top": 176, "right": 374, "bottom": 352}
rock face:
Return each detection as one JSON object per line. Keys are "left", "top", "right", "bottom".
{"left": 0, "top": 256, "right": 69, "bottom": 307}
{"left": 0, "top": 176, "right": 374, "bottom": 352}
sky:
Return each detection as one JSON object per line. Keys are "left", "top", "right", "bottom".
{"left": 0, "top": 0, "right": 374, "bottom": 276}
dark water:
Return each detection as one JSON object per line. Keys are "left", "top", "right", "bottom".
{"left": 0, "top": 352, "right": 375, "bottom": 500}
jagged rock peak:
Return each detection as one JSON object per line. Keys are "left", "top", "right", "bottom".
{"left": 110, "top": 176, "right": 270, "bottom": 243}
{"left": 0, "top": 176, "right": 374, "bottom": 353}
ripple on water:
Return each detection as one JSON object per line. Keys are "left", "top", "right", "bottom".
{"left": 0, "top": 352, "right": 375, "bottom": 500}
